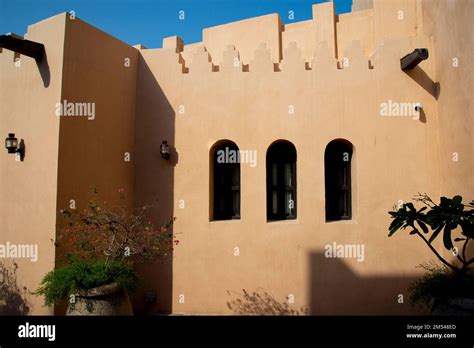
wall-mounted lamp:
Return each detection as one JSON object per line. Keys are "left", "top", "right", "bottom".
{"left": 160, "top": 141, "right": 170, "bottom": 160}
{"left": 5, "top": 133, "right": 18, "bottom": 153}
{"left": 4, "top": 133, "right": 25, "bottom": 160}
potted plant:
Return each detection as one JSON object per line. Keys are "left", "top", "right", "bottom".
{"left": 388, "top": 194, "right": 474, "bottom": 314}
{"left": 35, "top": 188, "right": 177, "bottom": 315}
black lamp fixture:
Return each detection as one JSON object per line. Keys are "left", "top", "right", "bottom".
{"left": 4, "top": 133, "right": 24, "bottom": 160}
{"left": 5, "top": 133, "right": 18, "bottom": 153}
{"left": 160, "top": 140, "right": 170, "bottom": 160}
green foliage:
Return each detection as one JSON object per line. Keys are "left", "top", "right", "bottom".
{"left": 388, "top": 194, "right": 474, "bottom": 309}
{"left": 388, "top": 194, "right": 474, "bottom": 273}
{"left": 36, "top": 189, "right": 177, "bottom": 307}
{"left": 409, "top": 263, "right": 474, "bottom": 309}
{"left": 388, "top": 194, "right": 473, "bottom": 250}
{"left": 426, "top": 196, "right": 473, "bottom": 249}
{"left": 388, "top": 203, "right": 428, "bottom": 237}
{"left": 35, "top": 259, "right": 138, "bottom": 306}
{"left": 57, "top": 188, "right": 177, "bottom": 264}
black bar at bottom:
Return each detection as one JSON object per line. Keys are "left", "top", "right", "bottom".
{"left": 0, "top": 315, "right": 472, "bottom": 346}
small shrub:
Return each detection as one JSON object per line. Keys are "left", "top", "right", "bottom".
{"left": 35, "top": 259, "right": 138, "bottom": 306}
{"left": 388, "top": 194, "right": 474, "bottom": 311}
{"left": 57, "top": 188, "right": 176, "bottom": 263}
{"left": 409, "top": 263, "right": 474, "bottom": 309}
{"left": 36, "top": 188, "right": 177, "bottom": 307}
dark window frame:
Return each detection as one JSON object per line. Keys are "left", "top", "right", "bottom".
{"left": 266, "top": 141, "right": 297, "bottom": 221}
{"left": 325, "top": 139, "right": 353, "bottom": 221}
{"left": 211, "top": 141, "right": 241, "bottom": 221}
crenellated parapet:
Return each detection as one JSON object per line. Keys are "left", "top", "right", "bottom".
{"left": 221, "top": 45, "right": 242, "bottom": 73}
{"left": 143, "top": 0, "right": 428, "bottom": 76}
{"left": 143, "top": 38, "right": 426, "bottom": 76}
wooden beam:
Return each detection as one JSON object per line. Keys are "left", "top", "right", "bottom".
{"left": 400, "top": 48, "right": 429, "bottom": 71}
{"left": 0, "top": 35, "right": 45, "bottom": 61}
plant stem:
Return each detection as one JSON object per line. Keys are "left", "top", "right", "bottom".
{"left": 462, "top": 238, "right": 470, "bottom": 265}
{"left": 414, "top": 230, "right": 459, "bottom": 272}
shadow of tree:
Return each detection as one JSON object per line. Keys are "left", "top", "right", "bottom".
{"left": 226, "top": 289, "right": 308, "bottom": 315}
{"left": 0, "top": 261, "right": 30, "bottom": 315}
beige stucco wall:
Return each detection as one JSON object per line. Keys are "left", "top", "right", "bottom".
{"left": 421, "top": 0, "right": 473, "bottom": 200}
{"left": 421, "top": 0, "right": 474, "bottom": 262}
{"left": 0, "top": 14, "right": 67, "bottom": 314}
{"left": 1, "top": 0, "right": 472, "bottom": 315}
{"left": 133, "top": 0, "right": 460, "bottom": 315}
{"left": 337, "top": 9, "right": 374, "bottom": 58}
{"left": 282, "top": 20, "right": 314, "bottom": 63}
{"left": 54, "top": 16, "right": 138, "bottom": 313}
{"left": 0, "top": 13, "right": 138, "bottom": 315}
{"left": 56, "top": 15, "right": 137, "bottom": 217}
{"left": 203, "top": 14, "right": 282, "bottom": 66}
{"left": 373, "top": 0, "right": 419, "bottom": 46}
{"left": 133, "top": 44, "right": 180, "bottom": 314}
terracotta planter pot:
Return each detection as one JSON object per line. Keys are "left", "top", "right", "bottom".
{"left": 66, "top": 283, "right": 133, "bottom": 316}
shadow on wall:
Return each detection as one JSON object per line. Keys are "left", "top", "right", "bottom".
{"left": 309, "top": 252, "right": 422, "bottom": 315}
{"left": 19, "top": 139, "right": 26, "bottom": 162}
{"left": 0, "top": 261, "right": 30, "bottom": 315}
{"left": 405, "top": 66, "right": 440, "bottom": 101}
{"left": 35, "top": 51, "right": 50, "bottom": 88}
{"left": 132, "top": 53, "right": 176, "bottom": 315}
{"left": 226, "top": 289, "right": 308, "bottom": 315}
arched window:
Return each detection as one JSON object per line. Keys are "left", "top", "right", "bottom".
{"left": 210, "top": 140, "right": 240, "bottom": 220}
{"left": 266, "top": 141, "right": 297, "bottom": 221}
{"left": 325, "top": 139, "right": 353, "bottom": 221}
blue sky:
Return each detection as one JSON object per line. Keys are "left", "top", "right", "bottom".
{"left": 0, "top": 0, "right": 352, "bottom": 48}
